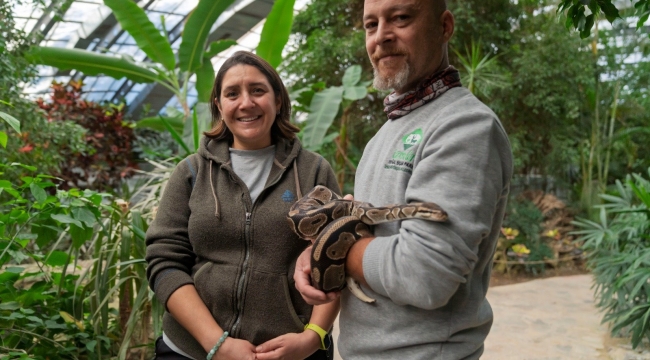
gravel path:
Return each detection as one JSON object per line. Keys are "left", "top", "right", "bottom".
{"left": 331, "top": 275, "right": 650, "bottom": 359}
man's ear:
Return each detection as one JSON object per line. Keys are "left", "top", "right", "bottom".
{"left": 441, "top": 10, "right": 455, "bottom": 43}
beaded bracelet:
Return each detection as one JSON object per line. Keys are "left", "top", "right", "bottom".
{"left": 206, "top": 331, "right": 229, "bottom": 360}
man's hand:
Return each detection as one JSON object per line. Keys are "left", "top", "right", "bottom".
{"left": 255, "top": 331, "right": 320, "bottom": 360}
{"left": 214, "top": 337, "right": 256, "bottom": 360}
{"left": 293, "top": 246, "right": 341, "bottom": 305}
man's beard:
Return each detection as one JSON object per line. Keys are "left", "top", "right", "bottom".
{"left": 372, "top": 61, "right": 410, "bottom": 92}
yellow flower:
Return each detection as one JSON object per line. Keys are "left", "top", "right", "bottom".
{"left": 545, "top": 229, "right": 560, "bottom": 239}
{"left": 501, "top": 227, "right": 520, "bottom": 240}
{"left": 511, "top": 244, "right": 531, "bottom": 255}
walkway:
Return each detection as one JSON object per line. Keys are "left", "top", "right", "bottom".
{"left": 331, "top": 275, "right": 650, "bottom": 359}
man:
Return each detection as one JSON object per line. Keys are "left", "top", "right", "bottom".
{"left": 294, "top": 0, "right": 513, "bottom": 359}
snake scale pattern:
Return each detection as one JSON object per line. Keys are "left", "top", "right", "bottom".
{"left": 288, "top": 185, "right": 449, "bottom": 303}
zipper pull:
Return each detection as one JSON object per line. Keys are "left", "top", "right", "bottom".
{"left": 246, "top": 212, "right": 251, "bottom": 224}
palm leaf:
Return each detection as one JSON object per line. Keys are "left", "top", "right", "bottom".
{"left": 178, "top": 0, "right": 236, "bottom": 72}
{"left": 27, "top": 47, "right": 158, "bottom": 83}
{"left": 256, "top": 0, "right": 295, "bottom": 68}
{"left": 103, "top": 0, "right": 175, "bottom": 70}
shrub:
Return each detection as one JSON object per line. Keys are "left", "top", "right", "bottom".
{"left": 0, "top": 162, "right": 160, "bottom": 358}
{"left": 0, "top": 1, "right": 90, "bottom": 182}
{"left": 501, "top": 198, "right": 554, "bottom": 274}
{"left": 573, "top": 168, "right": 650, "bottom": 348}
{"left": 36, "top": 81, "right": 138, "bottom": 191}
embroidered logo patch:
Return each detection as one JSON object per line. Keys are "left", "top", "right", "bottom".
{"left": 402, "top": 128, "right": 423, "bottom": 150}
{"left": 282, "top": 190, "right": 296, "bottom": 203}
{"left": 384, "top": 128, "right": 422, "bottom": 174}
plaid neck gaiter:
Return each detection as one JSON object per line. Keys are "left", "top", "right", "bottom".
{"left": 383, "top": 66, "right": 462, "bottom": 120}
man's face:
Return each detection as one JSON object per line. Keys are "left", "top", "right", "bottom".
{"left": 363, "top": 0, "right": 448, "bottom": 94}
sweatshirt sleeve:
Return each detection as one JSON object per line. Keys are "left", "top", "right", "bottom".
{"left": 145, "top": 157, "right": 196, "bottom": 309}
{"left": 362, "top": 111, "right": 511, "bottom": 310}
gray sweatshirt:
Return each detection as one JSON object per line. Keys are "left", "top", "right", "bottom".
{"left": 338, "top": 87, "right": 513, "bottom": 359}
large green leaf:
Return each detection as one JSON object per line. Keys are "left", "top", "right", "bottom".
{"left": 342, "top": 65, "right": 362, "bottom": 87}
{"left": 195, "top": 59, "right": 215, "bottom": 103}
{"left": 204, "top": 39, "right": 237, "bottom": 59}
{"left": 256, "top": 0, "right": 296, "bottom": 68}
{"left": 0, "top": 110, "right": 20, "bottom": 133}
{"left": 343, "top": 86, "right": 367, "bottom": 101}
{"left": 179, "top": 0, "right": 236, "bottom": 72}
{"left": 103, "top": 0, "right": 175, "bottom": 70}
{"left": 27, "top": 47, "right": 158, "bottom": 83}
{"left": 135, "top": 115, "right": 184, "bottom": 133}
{"left": 182, "top": 103, "right": 212, "bottom": 152}
{"left": 302, "top": 86, "right": 344, "bottom": 150}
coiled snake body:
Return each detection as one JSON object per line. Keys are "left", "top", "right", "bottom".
{"left": 288, "top": 186, "right": 448, "bottom": 303}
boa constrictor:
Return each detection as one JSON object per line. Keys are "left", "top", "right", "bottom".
{"left": 288, "top": 185, "right": 448, "bottom": 303}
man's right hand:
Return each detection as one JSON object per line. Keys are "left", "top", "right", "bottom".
{"left": 294, "top": 246, "right": 341, "bottom": 305}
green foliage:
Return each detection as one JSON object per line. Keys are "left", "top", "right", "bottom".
{"left": 282, "top": 0, "right": 384, "bottom": 191}
{"left": 558, "top": 0, "right": 650, "bottom": 38}
{"left": 0, "top": 163, "right": 160, "bottom": 357}
{"left": 453, "top": 41, "right": 509, "bottom": 98}
{"left": 572, "top": 169, "right": 650, "bottom": 348}
{"left": 103, "top": 0, "right": 176, "bottom": 71}
{"left": 492, "top": 8, "right": 594, "bottom": 179}
{"left": 502, "top": 198, "right": 554, "bottom": 274}
{"left": 0, "top": 1, "right": 91, "bottom": 185}
{"left": 178, "top": 0, "right": 236, "bottom": 73}
{"left": 257, "top": 0, "right": 296, "bottom": 68}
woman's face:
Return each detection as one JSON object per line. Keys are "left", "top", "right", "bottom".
{"left": 217, "top": 64, "right": 280, "bottom": 150}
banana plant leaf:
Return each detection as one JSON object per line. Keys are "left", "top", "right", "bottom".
{"left": 257, "top": 0, "right": 295, "bottom": 68}
{"left": 182, "top": 103, "right": 212, "bottom": 152}
{"left": 343, "top": 86, "right": 368, "bottom": 101}
{"left": 196, "top": 40, "right": 236, "bottom": 102}
{"left": 26, "top": 47, "right": 158, "bottom": 84}
{"left": 302, "top": 87, "right": 344, "bottom": 150}
{"left": 195, "top": 59, "right": 216, "bottom": 103}
{"left": 103, "top": 0, "right": 175, "bottom": 70}
{"left": 135, "top": 116, "right": 183, "bottom": 134}
{"left": 178, "top": 0, "right": 236, "bottom": 73}
{"left": 204, "top": 39, "right": 237, "bottom": 59}
{"left": 342, "top": 65, "right": 362, "bottom": 87}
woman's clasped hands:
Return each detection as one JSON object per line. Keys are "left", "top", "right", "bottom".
{"left": 213, "top": 330, "right": 321, "bottom": 360}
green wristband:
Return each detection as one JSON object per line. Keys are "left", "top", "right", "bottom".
{"left": 206, "top": 331, "right": 229, "bottom": 360}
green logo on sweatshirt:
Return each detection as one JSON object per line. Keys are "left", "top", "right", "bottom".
{"left": 385, "top": 128, "right": 422, "bottom": 174}
{"left": 402, "top": 128, "right": 422, "bottom": 150}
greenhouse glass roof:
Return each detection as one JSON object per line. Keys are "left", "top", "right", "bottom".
{"left": 13, "top": 0, "right": 309, "bottom": 117}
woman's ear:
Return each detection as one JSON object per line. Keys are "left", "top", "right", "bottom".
{"left": 214, "top": 97, "right": 223, "bottom": 114}
{"left": 275, "top": 96, "right": 281, "bottom": 115}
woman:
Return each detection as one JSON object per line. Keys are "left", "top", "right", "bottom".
{"left": 146, "top": 51, "right": 341, "bottom": 360}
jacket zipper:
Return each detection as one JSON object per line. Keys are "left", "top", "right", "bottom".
{"left": 226, "top": 166, "right": 291, "bottom": 337}
{"left": 231, "top": 211, "right": 252, "bottom": 337}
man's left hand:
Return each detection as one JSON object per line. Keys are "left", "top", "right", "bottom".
{"left": 294, "top": 246, "right": 340, "bottom": 305}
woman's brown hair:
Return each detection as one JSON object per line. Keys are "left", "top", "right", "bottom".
{"left": 205, "top": 51, "right": 298, "bottom": 143}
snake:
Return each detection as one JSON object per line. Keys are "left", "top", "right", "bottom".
{"left": 288, "top": 185, "right": 449, "bottom": 303}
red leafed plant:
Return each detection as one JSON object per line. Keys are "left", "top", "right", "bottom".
{"left": 36, "top": 81, "right": 138, "bottom": 191}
